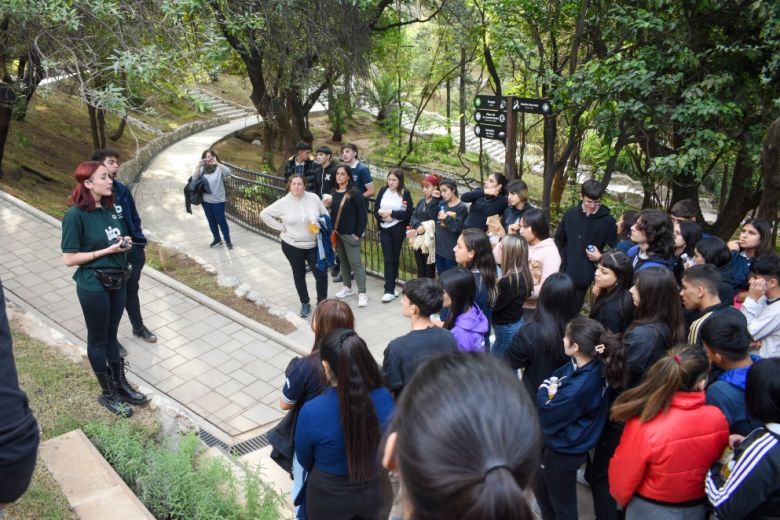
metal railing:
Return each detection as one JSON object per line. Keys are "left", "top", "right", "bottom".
{"left": 223, "top": 162, "right": 418, "bottom": 281}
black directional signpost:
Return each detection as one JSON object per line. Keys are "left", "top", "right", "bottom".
{"left": 473, "top": 94, "right": 552, "bottom": 180}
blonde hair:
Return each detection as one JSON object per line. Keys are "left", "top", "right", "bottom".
{"left": 499, "top": 234, "right": 532, "bottom": 300}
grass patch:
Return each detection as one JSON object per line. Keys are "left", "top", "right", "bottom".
{"left": 84, "top": 422, "right": 283, "bottom": 519}
{"left": 5, "top": 324, "right": 158, "bottom": 519}
{"left": 144, "top": 242, "right": 296, "bottom": 335}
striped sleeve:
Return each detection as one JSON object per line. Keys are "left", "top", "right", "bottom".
{"left": 706, "top": 430, "right": 780, "bottom": 519}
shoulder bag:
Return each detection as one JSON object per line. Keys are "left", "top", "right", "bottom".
{"left": 331, "top": 191, "right": 349, "bottom": 249}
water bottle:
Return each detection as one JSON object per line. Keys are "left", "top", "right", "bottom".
{"left": 547, "top": 376, "right": 560, "bottom": 400}
{"left": 586, "top": 245, "right": 596, "bottom": 253}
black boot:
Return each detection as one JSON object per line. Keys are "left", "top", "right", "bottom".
{"left": 95, "top": 372, "right": 133, "bottom": 417}
{"left": 110, "top": 360, "right": 148, "bottom": 406}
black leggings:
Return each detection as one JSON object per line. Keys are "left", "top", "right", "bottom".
{"left": 379, "top": 222, "right": 406, "bottom": 293}
{"left": 305, "top": 467, "right": 391, "bottom": 520}
{"left": 586, "top": 420, "right": 625, "bottom": 520}
{"left": 535, "top": 449, "right": 587, "bottom": 520}
{"left": 0, "top": 448, "right": 38, "bottom": 503}
{"left": 281, "top": 241, "right": 327, "bottom": 304}
{"left": 413, "top": 249, "right": 436, "bottom": 278}
{"left": 77, "top": 285, "right": 126, "bottom": 373}
{"left": 125, "top": 245, "right": 146, "bottom": 331}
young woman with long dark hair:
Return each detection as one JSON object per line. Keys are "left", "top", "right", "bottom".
{"left": 61, "top": 161, "right": 146, "bottom": 417}
{"left": 728, "top": 218, "right": 772, "bottom": 302}
{"left": 504, "top": 273, "right": 579, "bottom": 397}
{"left": 374, "top": 169, "right": 413, "bottom": 302}
{"left": 295, "top": 329, "right": 394, "bottom": 519}
{"left": 610, "top": 345, "right": 729, "bottom": 519}
{"left": 614, "top": 210, "right": 639, "bottom": 253}
{"left": 331, "top": 164, "right": 369, "bottom": 307}
{"left": 408, "top": 174, "right": 441, "bottom": 278}
{"left": 535, "top": 317, "right": 627, "bottom": 520}
{"left": 434, "top": 180, "right": 468, "bottom": 275}
{"left": 453, "top": 228, "right": 498, "bottom": 334}
{"left": 437, "top": 268, "right": 489, "bottom": 352}
{"left": 673, "top": 219, "right": 703, "bottom": 283}
{"left": 516, "top": 208, "right": 561, "bottom": 317}
{"left": 491, "top": 234, "right": 533, "bottom": 359}
{"left": 270, "top": 300, "right": 355, "bottom": 510}
{"left": 382, "top": 353, "right": 541, "bottom": 520}
{"left": 589, "top": 251, "right": 634, "bottom": 335}
{"left": 461, "top": 172, "right": 508, "bottom": 231}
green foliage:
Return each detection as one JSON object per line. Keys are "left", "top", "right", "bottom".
{"left": 84, "top": 421, "right": 283, "bottom": 520}
{"left": 240, "top": 184, "right": 278, "bottom": 206}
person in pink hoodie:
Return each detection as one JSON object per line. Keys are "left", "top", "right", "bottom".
{"left": 509, "top": 208, "right": 561, "bottom": 317}
{"left": 437, "top": 268, "right": 489, "bottom": 352}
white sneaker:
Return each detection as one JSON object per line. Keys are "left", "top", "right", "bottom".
{"left": 358, "top": 293, "right": 368, "bottom": 307}
{"left": 381, "top": 292, "right": 396, "bottom": 303}
{"left": 335, "top": 287, "right": 354, "bottom": 299}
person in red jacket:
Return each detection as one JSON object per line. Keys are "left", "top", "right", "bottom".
{"left": 609, "top": 344, "right": 729, "bottom": 519}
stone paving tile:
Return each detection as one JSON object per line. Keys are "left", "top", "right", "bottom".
{"left": 192, "top": 392, "right": 233, "bottom": 416}
{"left": 168, "top": 379, "right": 212, "bottom": 404}
{"left": 242, "top": 379, "right": 275, "bottom": 401}
{"left": 228, "top": 391, "right": 257, "bottom": 409}
{"left": 243, "top": 403, "right": 283, "bottom": 426}
{"left": 215, "top": 379, "right": 245, "bottom": 399}
{"left": 196, "top": 369, "right": 232, "bottom": 389}
{"left": 154, "top": 374, "right": 185, "bottom": 394}
{"left": 213, "top": 402, "right": 244, "bottom": 422}
{"left": 175, "top": 358, "right": 213, "bottom": 381}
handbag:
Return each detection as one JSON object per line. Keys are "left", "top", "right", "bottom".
{"left": 330, "top": 192, "right": 349, "bottom": 249}
{"left": 93, "top": 267, "right": 132, "bottom": 291}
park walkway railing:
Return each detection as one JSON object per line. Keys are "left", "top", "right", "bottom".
{"left": 223, "top": 162, "right": 418, "bottom": 281}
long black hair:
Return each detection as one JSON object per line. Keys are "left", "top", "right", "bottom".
{"left": 566, "top": 317, "right": 627, "bottom": 388}
{"left": 319, "top": 329, "right": 385, "bottom": 482}
{"left": 460, "top": 228, "right": 498, "bottom": 304}
{"left": 530, "top": 273, "right": 579, "bottom": 366}
{"left": 628, "top": 267, "right": 686, "bottom": 345}
{"left": 439, "top": 268, "right": 476, "bottom": 330}
{"left": 590, "top": 251, "right": 634, "bottom": 328}
{"left": 638, "top": 209, "right": 675, "bottom": 259}
{"left": 389, "top": 353, "right": 540, "bottom": 520}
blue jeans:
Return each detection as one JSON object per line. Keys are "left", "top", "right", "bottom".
{"left": 202, "top": 201, "right": 231, "bottom": 242}
{"left": 435, "top": 254, "right": 457, "bottom": 277}
{"left": 492, "top": 319, "right": 523, "bottom": 359}
{"left": 292, "top": 454, "right": 304, "bottom": 515}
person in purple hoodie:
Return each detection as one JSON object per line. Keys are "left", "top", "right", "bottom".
{"left": 436, "top": 268, "right": 489, "bottom": 352}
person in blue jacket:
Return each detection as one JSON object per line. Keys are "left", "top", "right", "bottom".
{"left": 294, "top": 329, "right": 394, "bottom": 520}
{"left": 626, "top": 208, "right": 676, "bottom": 272}
{"left": 535, "top": 317, "right": 627, "bottom": 520}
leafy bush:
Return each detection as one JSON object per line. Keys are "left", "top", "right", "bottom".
{"left": 84, "top": 422, "right": 282, "bottom": 520}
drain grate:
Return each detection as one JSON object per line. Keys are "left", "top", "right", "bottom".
{"left": 198, "top": 428, "right": 270, "bottom": 457}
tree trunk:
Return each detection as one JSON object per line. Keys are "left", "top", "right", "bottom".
{"left": 756, "top": 115, "right": 780, "bottom": 222}
{"left": 0, "top": 85, "right": 14, "bottom": 177}
{"left": 97, "top": 109, "right": 107, "bottom": 149}
{"left": 718, "top": 161, "right": 730, "bottom": 213}
{"left": 518, "top": 113, "right": 525, "bottom": 179}
{"left": 459, "top": 47, "right": 467, "bottom": 154}
{"left": 445, "top": 78, "right": 451, "bottom": 136}
{"left": 708, "top": 148, "right": 762, "bottom": 239}
{"left": 88, "top": 105, "right": 100, "bottom": 150}
{"left": 110, "top": 115, "right": 127, "bottom": 142}
{"left": 541, "top": 114, "right": 557, "bottom": 218}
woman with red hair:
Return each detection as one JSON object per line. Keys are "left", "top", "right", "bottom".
{"left": 60, "top": 161, "right": 147, "bottom": 417}
{"left": 408, "top": 173, "right": 441, "bottom": 279}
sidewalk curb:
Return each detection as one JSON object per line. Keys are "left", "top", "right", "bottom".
{"left": 0, "top": 190, "right": 308, "bottom": 357}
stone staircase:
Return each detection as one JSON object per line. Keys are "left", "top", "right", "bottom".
{"left": 188, "top": 88, "right": 258, "bottom": 120}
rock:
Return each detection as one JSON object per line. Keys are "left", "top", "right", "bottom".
{"left": 217, "top": 274, "right": 240, "bottom": 288}
{"left": 234, "top": 283, "right": 251, "bottom": 298}
{"left": 246, "top": 290, "right": 265, "bottom": 304}
{"left": 251, "top": 140, "right": 262, "bottom": 146}
{"left": 153, "top": 398, "right": 198, "bottom": 449}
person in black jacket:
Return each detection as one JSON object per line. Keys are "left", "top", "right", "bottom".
{"left": 331, "top": 165, "right": 369, "bottom": 307}
{"left": 461, "top": 172, "right": 508, "bottom": 231}
{"left": 0, "top": 281, "right": 39, "bottom": 509}
{"left": 283, "top": 141, "right": 316, "bottom": 190}
{"left": 706, "top": 357, "right": 780, "bottom": 519}
{"left": 408, "top": 174, "right": 441, "bottom": 278}
{"left": 589, "top": 251, "right": 634, "bottom": 335}
{"left": 374, "top": 169, "right": 413, "bottom": 302}
{"left": 504, "top": 273, "right": 579, "bottom": 397}
{"left": 501, "top": 179, "right": 533, "bottom": 232}
{"left": 312, "top": 145, "right": 337, "bottom": 202}
{"left": 694, "top": 237, "right": 737, "bottom": 307}
{"left": 555, "top": 180, "right": 617, "bottom": 311}
{"left": 626, "top": 209, "right": 676, "bottom": 273}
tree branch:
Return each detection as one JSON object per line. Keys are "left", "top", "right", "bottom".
{"left": 371, "top": 1, "right": 446, "bottom": 31}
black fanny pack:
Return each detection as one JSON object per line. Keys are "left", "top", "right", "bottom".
{"left": 93, "top": 267, "right": 132, "bottom": 291}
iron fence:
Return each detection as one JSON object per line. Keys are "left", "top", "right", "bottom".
{"left": 223, "top": 162, "right": 418, "bottom": 281}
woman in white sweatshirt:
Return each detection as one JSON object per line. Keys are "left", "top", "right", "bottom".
{"left": 261, "top": 173, "right": 329, "bottom": 318}
{"left": 516, "top": 208, "right": 561, "bottom": 317}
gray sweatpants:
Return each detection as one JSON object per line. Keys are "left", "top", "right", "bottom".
{"left": 335, "top": 233, "right": 367, "bottom": 293}
{"left": 626, "top": 496, "right": 706, "bottom": 520}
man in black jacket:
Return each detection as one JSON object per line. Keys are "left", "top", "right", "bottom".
{"left": 555, "top": 180, "right": 617, "bottom": 311}
{"left": 0, "top": 281, "right": 39, "bottom": 509}
{"left": 283, "top": 142, "right": 315, "bottom": 190}
{"left": 312, "top": 145, "right": 337, "bottom": 204}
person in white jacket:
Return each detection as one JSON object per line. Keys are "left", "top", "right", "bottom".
{"left": 509, "top": 208, "right": 561, "bottom": 317}
{"left": 740, "top": 252, "right": 780, "bottom": 358}
{"left": 260, "top": 173, "right": 329, "bottom": 318}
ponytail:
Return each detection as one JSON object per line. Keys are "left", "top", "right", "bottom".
{"left": 319, "top": 329, "right": 385, "bottom": 482}
{"left": 566, "top": 317, "right": 627, "bottom": 388}
{"left": 611, "top": 344, "right": 708, "bottom": 422}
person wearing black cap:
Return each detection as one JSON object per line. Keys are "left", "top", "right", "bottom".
{"left": 312, "top": 145, "right": 337, "bottom": 205}
{"left": 284, "top": 142, "right": 316, "bottom": 190}
{"left": 0, "top": 281, "right": 39, "bottom": 509}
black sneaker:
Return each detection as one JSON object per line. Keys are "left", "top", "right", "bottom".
{"left": 332, "top": 274, "right": 343, "bottom": 283}
{"left": 226, "top": 241, "right": 234, "bottom": 250}
{"left": 119, "top": 345, "right": 128, "bottom": 357}
{"left": 132, "top": 326, "right": 158, "bottom": 343}
{"left": 210, "top": 239, "right": 223, "bottom": 248}
{"left": 300, "top": 303, "right": 312, "bottom": 318}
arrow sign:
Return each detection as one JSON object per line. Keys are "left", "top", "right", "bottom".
{"left": 475, "top": 110, "right": 506, "bottom": 125}
{"left": 511, "top": 97, "right": 553, "bottom": 115}
{"left": 474, "top": 124, "right": 506, "bottom": 142}
{"left": 474, "top": 95, "right": 507, "bottom": 112}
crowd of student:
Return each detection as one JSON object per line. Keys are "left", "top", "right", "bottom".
{"left": 263, "top": 165, "right": 780, "bottom": 520}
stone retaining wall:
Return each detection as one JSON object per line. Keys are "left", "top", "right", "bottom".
{"left": 117, "top": 117, "right": 230, "bottom": 184}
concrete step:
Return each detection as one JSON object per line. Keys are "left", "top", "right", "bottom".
{"left": 40, "top": 429, "right": 155, "bottom": 520}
